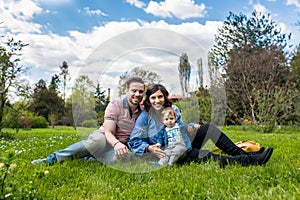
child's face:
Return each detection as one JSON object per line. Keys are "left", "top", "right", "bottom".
{"left": 163, "top": 113, "right": 176, "bottom": 128}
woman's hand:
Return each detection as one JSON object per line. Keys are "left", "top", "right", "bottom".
{"left": 114, "top": 142, "right": 129, "bottom": 159}
{"left": 187, "top": 124, "right": 201, "bottom": 133}
{"left": 147, "top": 143, "right": 166, "bottom": 158}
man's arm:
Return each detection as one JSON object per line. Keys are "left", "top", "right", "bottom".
{"left": 104, "top": 119, "right": 129, "bottom": 158}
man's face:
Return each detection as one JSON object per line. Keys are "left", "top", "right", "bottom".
{"left": 126, "top": 82, "right": 144, "bottom": 105}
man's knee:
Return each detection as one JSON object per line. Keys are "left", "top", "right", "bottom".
{"left": 83, "top": 131, "right": 107, "bottom": 154}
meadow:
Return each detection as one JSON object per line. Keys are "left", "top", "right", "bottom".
{"left": 1, "top": 126, "right": 299, "bottom": 200}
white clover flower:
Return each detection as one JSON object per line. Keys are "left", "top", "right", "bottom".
{"left": 44, "top": 170, "right": 49, "bottom": 175}
{"left": 0, "top": 163, "right": 5, "bottom": 169}
{"left": 9, "top": 163, "right": 17, "bottom": 171}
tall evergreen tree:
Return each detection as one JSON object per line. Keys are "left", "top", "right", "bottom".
{"left": 29, "top": 79, "right": 49, "bottom": 119}
{"left": 178, "top": 53, "right": 191, "bottom": 96}
{"left": 59, "top": 61, "right": 69, "bottom": 103}
{"left": 94, "top": 83, "right": 109, "bottom": 125}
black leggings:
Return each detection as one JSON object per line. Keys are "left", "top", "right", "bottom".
{"left": 177, "top": 123, "right": 247, "bottom": 164}
{"left": 191, "top": 123, "right": 246, "bottom": 156}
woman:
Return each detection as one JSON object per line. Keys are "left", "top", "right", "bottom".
{"left": 128, "top": 84, "right": 273, "bottom": 168}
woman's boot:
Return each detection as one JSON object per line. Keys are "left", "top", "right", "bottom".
{"left": 220, "top": 147, "right": 273, "bottom": 168}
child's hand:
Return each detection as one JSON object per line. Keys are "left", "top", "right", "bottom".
{"left": 148, "top": 143, "right": 166, "bottom": 158}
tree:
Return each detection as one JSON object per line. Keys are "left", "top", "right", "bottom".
{"left": 48, "top": 75, "right": 65, "bottom": 127}
{"left": 196, "top": 58, "right": 203, "bottom": 87}
{"left": 290, "top": 45, "right": 300, "bottom": 89}
{"left": 94, "top": 83, "right": 109, "bottom": 125}
{"left": 178, "top": 53, "right": 191, "bottom": 96}
{"left": 289, "top": 45, "right": 300, "bottom": 125}
{"left": 71, "top": 75, "right": 96, "bottom": 128}
{"left": 210, "top": 11, "right": 291, "bottom": 68}
{"left": 209, "top": 11, "right": 292, "bottom": 130}
{"left": 118, "top": 67, "right": 162, "bottom": 97}
{"left": 29, "top": 78, "right": 64, "bottom": 126}
{"left": 59, "top": 61, "right": 69, "bottom": 103}
{"left": 0, "top": 37, "right": 28, "bottom": 133}
{"left": 29, "top": 79, "right": 49, "bottom": 119}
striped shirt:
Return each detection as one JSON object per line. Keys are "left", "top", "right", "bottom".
{"left": 103, "top": 97, "right": 142, "bottom": 144}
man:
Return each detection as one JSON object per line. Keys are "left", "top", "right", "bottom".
{"left": 32, "top": 76, "right": 145, "bottom": 165}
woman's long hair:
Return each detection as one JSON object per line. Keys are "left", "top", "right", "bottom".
{"left": 144, "top": 84, "right": 172, "bottom": 112}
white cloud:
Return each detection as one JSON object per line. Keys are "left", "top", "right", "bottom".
{"left": 286, "top": 0, "right": 300, "bottom": 8}
{"left": 0, "top": 0, "right": 43, "bottom": 33}
{"left": 36, "top": 0, "right": 72, "bottom": 5}
{"left": 253, "top": 3, "right": 269, "bottom": 15}
{"left": 144, "top": 0, "right": 207, "bottom": 19}
{"left": 81, "top": 7, "right": 108, "bottom": 17}
{"left": 125, "top": 0, "right": 145, "bottom": 8}
{"left": 0, "top": 0, "right": 217, "bottom": 96}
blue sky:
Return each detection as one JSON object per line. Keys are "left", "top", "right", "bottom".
{"left": 1, "top": 0, "right": 300, "bottom": 98}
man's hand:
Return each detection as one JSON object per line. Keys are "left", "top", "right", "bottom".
{"left": 114, "top": 142, "right": 129, "bottom": 159}
{"left": 147, "top": 143, "right": 166, "bottom": 158}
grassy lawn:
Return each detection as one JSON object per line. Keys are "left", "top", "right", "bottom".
{"left": 1, "top": 126, "right": 299, "bottom": 199}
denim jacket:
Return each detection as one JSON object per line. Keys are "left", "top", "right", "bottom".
{"left": 128, "top": 105, "right": 193, "bottom": 156}
{"left": 157, "top": 123, "right": 192, "bottom": 151}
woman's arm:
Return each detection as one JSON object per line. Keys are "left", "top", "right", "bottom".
{"left": 128, "top": 111, "right": 151, "bottom": 155}
{"left": 128, "top": 111, "right": 166, "bottom": 158}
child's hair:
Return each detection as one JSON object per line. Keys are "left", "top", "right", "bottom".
{"left": 161, "top": 107, "right": 176, "bottom": 120}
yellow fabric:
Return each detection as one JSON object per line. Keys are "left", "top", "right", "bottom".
{"left": 213, "top": 140, "right": 261, "bottom": 153}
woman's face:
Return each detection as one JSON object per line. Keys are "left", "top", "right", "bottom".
{"left": 149, "top": 90, "right": 165, "bottom": 110}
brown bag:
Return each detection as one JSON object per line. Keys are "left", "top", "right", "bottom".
{"left": 213, "top": 140, "right": 261, "bottom": 153}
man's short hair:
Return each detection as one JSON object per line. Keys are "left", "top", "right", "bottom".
{"left": 125, "top": 76, "right": 144, "bottom": 89}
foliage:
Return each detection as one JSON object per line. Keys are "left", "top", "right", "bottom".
{"left": 0, "top": 149, "right": 49, "bottom": 199}
{"left": 0, "top": 126, "right": 299, "bottom": 199}
{"left": 290, "top": 45, "right": 300, "bottom": 88}
{"left": 94, "top": 83, "right": 109, "bottom": 125}
{"left": 59, "top": 61, "right": 69, "bottom": 103}
{"left": 0, "top": 37, "right": 28, "bottom": 133}
{"left": 82, "top": 119, "right": 98, "bottom": 128}
{"left": 209, "top": 11, "right": 293, "bottom": 127}
{"left": 177, "top": 93, "right": 200, "bottom": 124}
{"left": 29, "top": 79, "right": 65, "bottom": 123}
{"left": 118, "top": 67, "right": 162, "bottom": 97}
{"left": 4, "top": 111, "right": 48, "bottom": 129}
{"left": 178, "top": 53, "right": 191, "bottom": 96}
{"left": 210, "top": 11, "right": 290, "bottom": 68}
{"left": 195, "top": 85, "right": 211, "bottom": 124}
{"left": 28, "top": 115, "right": 48, "bottom": 128}
{"left": 71, "top": 75, "right": 97, "bottom": 128}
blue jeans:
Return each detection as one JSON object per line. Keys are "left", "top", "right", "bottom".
{"left": 47, "top": 130, "right": 120, "bottom": 164}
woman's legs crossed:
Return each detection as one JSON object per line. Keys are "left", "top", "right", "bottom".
{"left": 191, "top": 123, "right": 246, "bottom": 156}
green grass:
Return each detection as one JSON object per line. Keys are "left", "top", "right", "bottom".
{"left": 1, "top": 126, "right": 299, "bottom": 199}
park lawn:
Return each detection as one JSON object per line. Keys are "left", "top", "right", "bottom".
{"left": 1, "top": 126, "right": 299, "bottom": 200}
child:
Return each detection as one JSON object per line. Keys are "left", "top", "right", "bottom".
{"left": 155, "top": 107, "right": 192, "bottom": 166}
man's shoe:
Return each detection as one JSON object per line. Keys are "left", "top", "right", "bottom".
{"left": 31, "top": 153, "right": 57, "bottom": 165}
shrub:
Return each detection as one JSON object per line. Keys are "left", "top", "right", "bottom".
{"left": 28, "top": 116, "right": 48, "bottom": 128}
{"left": 82, "top": 119, "right": 97, "bottom": 128}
